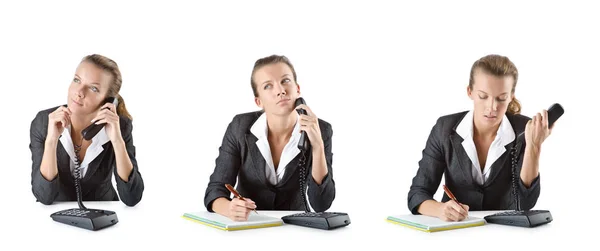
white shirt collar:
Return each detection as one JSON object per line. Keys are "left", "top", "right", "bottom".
{"left": 456, "top": 110, "right": 515, "bottom": 185}
{"left": 59, "top": 125, "right": 110, "bottom": 178}
{"left": 250, "top": 112, "right": 302, "bottom": 185}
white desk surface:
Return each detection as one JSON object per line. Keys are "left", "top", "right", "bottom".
{"left": 2, "top": 201, "right": 590, "bottom": 250}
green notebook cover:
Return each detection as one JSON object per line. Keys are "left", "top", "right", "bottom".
{"left": 183, "top": 211, "right": 283, "bottom": 231}
{"left": 387, "top": 214, "right": 485, "bottom": 232}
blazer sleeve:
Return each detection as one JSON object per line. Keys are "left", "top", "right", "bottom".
{"left": 515, "top": 143, "right": 541, "bottom": 210}
{"left": 30, "top": 111, "right": 60, "bottom": 205}
{"left": 307, "top": 122, "right": 335, "bottom": 212}
{"left": 407, "top": 118, "right": 447, "bottom": 214}
{"left": 204, "top": 116, "right": 242, "bottom": 212}
{"left": 114, "top": 118, "right": 144, "bottom": 207}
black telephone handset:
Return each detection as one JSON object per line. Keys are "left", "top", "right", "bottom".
{"left": 50, "top": 96, "right": 119, "bottom": 231}
{"left": 515, "top": 103, "right": 565, "bottom": 142}
{"left": 281, "top": 98, "right": 351, "bottom": 230}
{"left": 484, "top": 103, "right": 564, "bottom": 228}
{"left": 295, "top": 97, "right": 310, "bottom": 152}
{"left": 81, "top": 97, "right": 118, "bottom": 141}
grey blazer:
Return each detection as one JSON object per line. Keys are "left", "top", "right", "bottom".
{"left": 29, "top": 106, "right": 144, "bottom": 206}
{"left": 204, "top": 111, "right": 336, "bottom": 212}
{"left": 407, "top": 111, "right": 540, "bottom": 214}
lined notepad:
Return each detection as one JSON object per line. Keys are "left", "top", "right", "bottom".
{"left": 182, "top": 211, "right": 283, "bottom": 231}
{"left": 387, "top": 214, "right": 485, "bottom": 232}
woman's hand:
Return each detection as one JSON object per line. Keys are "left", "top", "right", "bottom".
{"left": 525, "top": 109, "right": 553, "bottom": 151}
{"left": 227, "top": 198, "right": 256, "bottom": 221}
{"left": 47, "top": 106, "right": 72, "bottom": 141}
{"left": 91, "top": 103, "right": 123, "bottom": 143}
{"left": 521, "top": 109, "right": 555, "bottom": 187}
{"left": 295, "top": 103, "right": 325, "bottom": 152}
{"left": 438, "top": 200, "right": 470, "bottom": 222}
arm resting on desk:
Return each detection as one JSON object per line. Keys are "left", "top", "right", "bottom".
{"left": 114, "top": 118, "right": 144, "bottom": 207}
{"left": 307, "top": 122, "right": 335, "bottom": 212}
{"left": 408, "top": 118, "right": 446, "bottom": 215}
{"left": 516, "top": 144, "right": 541, "bottom": 210}
{"left": 30, "top": 111, "right": 60, "bottom": 205}
{"left": 204, "top": 117, "right": 241, "bottom": 212}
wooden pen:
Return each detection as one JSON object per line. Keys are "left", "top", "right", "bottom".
{"left": 443, "top": 185, "right": 467, "bottom": 212}
{"left": 225, "top": 184, "right": 258, "bottom": 214}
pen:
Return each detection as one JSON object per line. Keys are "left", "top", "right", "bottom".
{"left": 225, "top": 184, "right": 258, "bottom": 214}
{"left": 443, "top": 185, "right": 466, "bottom": 212}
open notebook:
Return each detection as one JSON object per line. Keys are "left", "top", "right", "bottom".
{"left": 387, "top": 214, "right": 485, "bottom": 232}
{"left": 182, "top": 211, "right": 283, "bottom": 231}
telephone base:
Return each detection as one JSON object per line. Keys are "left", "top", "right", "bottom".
{"left": 50, "top": 208, "right": 118, "bottom": 231}
{"left": 484, "top": 210, "right": 552, "bottom": 228}
{"left": 282, "top": 212, "right": 351, "bottom": 230}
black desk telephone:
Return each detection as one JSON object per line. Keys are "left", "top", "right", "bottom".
{"left": 281, "top": 98, "right": 352, "bottom": 230}
{"left": 484, "top": 103, "right": 564, "bottom": 228}
{"left": 50, "top": 97, "right": 119, "bottom": 231}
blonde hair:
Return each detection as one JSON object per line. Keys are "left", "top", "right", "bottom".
{"left": 469, "top": 54, "right": 521, "bottom": 114}
{"left": 82, "top": 54, "right": 132, "bottom": 120}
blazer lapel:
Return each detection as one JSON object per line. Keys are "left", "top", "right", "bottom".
{"left": 56, "top": 141, "right": 74, "bottom": 184}
{"left": 483, "top": 143, "right": 512, "bottom": 187}
{"left": 276, "top": 152, "right": 303, "bottom": 187}
{"left": 81, "top": 143, "right": 109, "bottom": 182}
{"left": 449, "top": 133, "right": 474, "bottom": 185}
{"left": 245, "top": 134, "right": 268, "bottom": 187}
{"left": 484, "top": 139, "right": 526, "bottom": 187}
{"left": 483, "top": 114, "right": 523, "bottom": 187}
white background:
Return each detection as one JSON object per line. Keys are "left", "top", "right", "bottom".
{"left": 1, "top": 0, "right": 598, "bottom": 249}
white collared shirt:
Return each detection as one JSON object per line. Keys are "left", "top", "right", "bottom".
{"left": 59, "top": 125, "right": 110, "bottom": 179}
{"left": 455, "top": 110, "right": 515, "bottom": 185}
{"left": 250, "top": 112, "right": 302, "bottom": 185}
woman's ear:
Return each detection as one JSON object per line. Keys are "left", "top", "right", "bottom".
{"left": 296, "top": 83, "right": 301, "bottom": 95}
{"left": 467, "top": 86, "right": 473, "bottom": 100}
{"left": 254, "top": 96, "right": 263, "bottom": 108}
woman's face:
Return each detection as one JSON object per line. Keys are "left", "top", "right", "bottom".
{"left": 67, "top": 61, "right": 112, "bottom": 116}
{"left": 468, "top": 69, "right": 514, "bottom": 128}
{"left": 253, "top": 62, "right": 300, "bottom": 116}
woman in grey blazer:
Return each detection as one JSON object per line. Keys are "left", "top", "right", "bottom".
{"left": 29, "top": 54, "right": 144, "bottom": 207}
{"left": 408, "top": 54, "right": 555, "bottom": 221}
{"left": 204, "top": 55, "right": 335, "bottom": 221}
